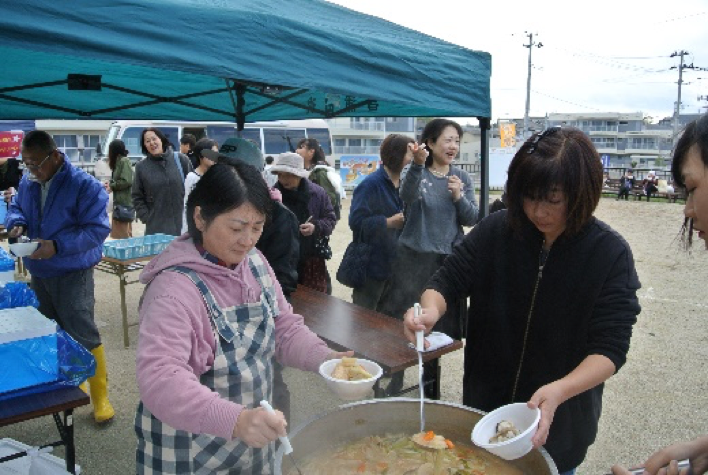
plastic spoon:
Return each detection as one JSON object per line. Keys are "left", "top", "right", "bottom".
{"left": 259, "top": 400, "right": 302, "bottom": 475}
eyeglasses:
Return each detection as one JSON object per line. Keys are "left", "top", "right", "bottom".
{"left": 526, "top": 126, "right": 562, "bottom": 154}
{"left": 22, "top": 150, "right": 55, "bottom": 171}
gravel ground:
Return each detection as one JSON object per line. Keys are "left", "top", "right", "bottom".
{"left": 2, "top": 195, "right": 707, "bottom": 474}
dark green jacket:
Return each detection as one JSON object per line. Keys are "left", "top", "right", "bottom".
{"left": 110, "top": 155, "right": 133, "bottom": 207}
{"left": 309, "top": 166, "right": 340, "bottom": 220}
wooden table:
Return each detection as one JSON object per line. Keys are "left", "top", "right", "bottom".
{"left": 95, "top": 255, "right": 155, "bottom": 348}
{"left": 0, "top": 386, "right": 90, "bottom": 474}
{"left": 291, "top": 286, "right": 463, "bottom": 398}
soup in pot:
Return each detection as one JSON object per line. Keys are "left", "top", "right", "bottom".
{"left": 286, "top": 433, "right": 523, "bottom": 475}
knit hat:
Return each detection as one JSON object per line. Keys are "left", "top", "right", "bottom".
{"left": 269, "top": 152, "right": 310, "bottom": 178}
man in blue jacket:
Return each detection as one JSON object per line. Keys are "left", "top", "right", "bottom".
{"left": 6, "top": 130, "right": 114, "bottom": 423}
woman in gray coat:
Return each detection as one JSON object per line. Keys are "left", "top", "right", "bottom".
{"left": 132, "top": 128, "right": 192, "bottom": 235}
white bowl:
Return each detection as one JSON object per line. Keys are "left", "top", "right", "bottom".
{"left": 471, "top": 402, "right": 541, "bottom": 460}
{"left": 319, "top": 358, "right": 383, "bottom": 401}
{"left": 9, "top": 241, "right": 40, "bottom": 257}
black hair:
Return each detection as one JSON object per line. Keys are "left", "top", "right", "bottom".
{"left": 671, "top": 113, "right": 708, "bottom": 188}
{"left": 22, "top": 130, "right": 56, "bottom": 155}
{"left": 180, "top": 134, "right": 196, "bottom": 148}
{"left": 380, "top": 134, "right": 414, "bottom": 174}
{"left": 420, "top": 118, "right": 464, "bottom": 168}
{"left": 670, "top": 113, "right": 708, "bottom": 248}
{"left": 186, "top": 162, "right": 272, "bottom": 244}
{"left": 193, "top": 138, "right": 218, "bottom": 164}
{"left": 140, "top": 128, "right": 170, "bottom": 156}
{"left": 297, "top": 137, "right": 326, "bottom": 165}
{"left": 506, "top": 127, "right": 602, "bottom": 237}
{"left": 265, "top": 155, "right": 274, "bottom": 165}
{"left": 108, "top": 139, "right": 129, "bottom": 171}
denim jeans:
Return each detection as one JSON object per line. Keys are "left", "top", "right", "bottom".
{"left": 559, "top": 469, "right": 576, "bottom": 475}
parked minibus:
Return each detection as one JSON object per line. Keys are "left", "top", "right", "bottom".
{"left": 100, "top": 119, "right": 333, "bottom": 165}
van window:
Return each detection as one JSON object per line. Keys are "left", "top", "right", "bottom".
{"left": 306, "top": 128, "right": 332, "bottom": 155}
{"left": 206, "top": 126, "right": 261, "bottom": 150}
{"left": 263, "top": 128, "right": 306, "bottom": 155}
{"left": 122, "top": 126, "right": 179, "bottom": 156}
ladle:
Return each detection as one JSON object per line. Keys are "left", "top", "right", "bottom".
{"left": 414, "top": 303, "right": 425, "bottom": 433}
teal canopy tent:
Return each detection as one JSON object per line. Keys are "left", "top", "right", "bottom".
{"left": 0, "top": 0, "right": 493, "bottom": 212}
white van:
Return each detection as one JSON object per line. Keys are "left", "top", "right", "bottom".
{"left": 100, "top": 119, "right": 333, "bottom": 165}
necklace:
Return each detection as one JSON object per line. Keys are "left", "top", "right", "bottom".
{"left": 429, "top": 167, "right": 448, "bottom": 178}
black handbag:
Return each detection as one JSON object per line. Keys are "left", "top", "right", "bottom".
{"left": 336, "top": 232, "right": 371, "bottom": 288}
{"left": 113, "top": 204, "right": 135, "bottom": 222}
{"left": 313, "top": 235, "right": 332, "bottom": 260}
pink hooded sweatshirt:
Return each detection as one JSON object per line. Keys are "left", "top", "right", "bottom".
{"left": 136, "top": 235, "right": 332, "bottom": 440}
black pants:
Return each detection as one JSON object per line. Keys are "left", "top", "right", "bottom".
{"left": 379, "top": 245, "right": 467, "bottom": 396}
{"left": 32, "top": 268, "right": 101, "bottom": 350}
{"left": 617, "top": 188, "right": 630, "bottom": 200}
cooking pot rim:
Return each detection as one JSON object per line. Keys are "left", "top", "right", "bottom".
{"left": 278, "top": 397, "right": 558, "bottom": 474}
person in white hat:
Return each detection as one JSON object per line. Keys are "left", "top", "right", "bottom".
{"left": 272, "top": 152, "right": 336, "bottom": 293}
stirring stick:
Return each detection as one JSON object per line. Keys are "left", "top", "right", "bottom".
{"left": 414, "top": 303, "right": 425, "bottom": 433}
{"left": 259, "top": 400, "right": 303, "bottom": 475}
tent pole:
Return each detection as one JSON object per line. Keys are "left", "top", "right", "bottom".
{"left": 478, "top": 117, "right": 490, "bottom": 220}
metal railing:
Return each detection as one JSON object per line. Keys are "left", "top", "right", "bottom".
{"left": 348, "top": 121, "right": 385, "bottom": 131}
{"left": 334, "top": 146, "right": 381, "bottom": 154}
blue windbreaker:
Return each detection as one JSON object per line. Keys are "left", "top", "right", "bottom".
{"left": 5, "top": 158, "right": 110, "bottom": 278}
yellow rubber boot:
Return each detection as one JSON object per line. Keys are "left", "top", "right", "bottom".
{"left": 88, "top": 345, "right": 115, "bottom": 423}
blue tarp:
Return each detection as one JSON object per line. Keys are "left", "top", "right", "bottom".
{"left": 0, "top": 0, "right": 491, "bottom": 122}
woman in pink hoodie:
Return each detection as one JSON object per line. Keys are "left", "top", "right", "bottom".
{"left": 135, "top": 162, "right": 349, "bottom": 474}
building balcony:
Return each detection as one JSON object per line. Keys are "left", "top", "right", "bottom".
{"left": 588, "top": 129, "right": 618, "bottom": 137}
{"left": 334, "top": 146, "right": 381, "bottom": 154}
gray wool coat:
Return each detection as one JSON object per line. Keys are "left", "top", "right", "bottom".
{"left": 132, "top": 149, "right": 192, "bottom": 236}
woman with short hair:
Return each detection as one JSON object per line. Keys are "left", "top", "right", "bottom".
{"left": 612, "top": 113, "right": 708, "bottom": 475}
{"left": 347, "top": 133, "right": 423, "bottom": 309}
{"left": 403, "top": 126, "right": 641, "bottom": 475}
{"left": 135, "top": 162, "right": 349, "bottom": 474}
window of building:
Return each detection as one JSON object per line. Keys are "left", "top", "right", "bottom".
{"left": 348, "top": 139, "right": 362, "bottom": 147}
{"left": 53, "top": 134, "right": 105, "bottom": 162}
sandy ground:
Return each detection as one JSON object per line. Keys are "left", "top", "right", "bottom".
{"left": 2, "top": 195, "right": 707, "bottom": 474}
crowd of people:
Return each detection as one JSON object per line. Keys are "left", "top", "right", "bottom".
{"left": 3, "top": 113, "right": 707, "bottom": 474}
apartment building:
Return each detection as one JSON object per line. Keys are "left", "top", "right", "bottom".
{"left": 546, "top": 112, "right": 672, "bottom": 169}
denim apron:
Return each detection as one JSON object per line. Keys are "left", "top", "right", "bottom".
{"left": 136, "top": 251, "right": 278, "bottom": 474}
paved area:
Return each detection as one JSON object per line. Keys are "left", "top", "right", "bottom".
{"left": 2, "top": 195, "right": 707, "bottom": 474}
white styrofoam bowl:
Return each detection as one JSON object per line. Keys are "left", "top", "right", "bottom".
{"left": 319, "top": 358, "right": 383, "bottom": 401}
{"left": 9, "top": 241, "right": 39, "bottom": 257}
{"left": 471, "top": 402, "right": 541, "bottom": 460}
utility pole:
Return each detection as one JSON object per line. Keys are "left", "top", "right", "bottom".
{"left": 522, "top": 32, "right": 543, "bottom": 139}
{"left": 670, "top": 51, "right": 706, "bottom": 143}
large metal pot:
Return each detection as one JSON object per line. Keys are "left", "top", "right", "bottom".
{"left": 276, "top": 398, "right": 558, "bottom": 474}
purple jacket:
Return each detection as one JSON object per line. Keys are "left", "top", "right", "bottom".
{"left": 277, "top": 179, "right": 336, "bottom": 259}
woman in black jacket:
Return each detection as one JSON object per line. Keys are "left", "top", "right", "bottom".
{"left": 403, "top": 127, "right": 641, "bottom": 475}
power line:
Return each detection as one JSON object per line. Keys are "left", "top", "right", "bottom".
{"left": 531, "top": 90, "right": 603, "bottom": 112}
{"left": 545, "top": 46, "right": 669, "bottom": 73}
{"left": 651, "top": 10, "right": 707, "bottom": 25}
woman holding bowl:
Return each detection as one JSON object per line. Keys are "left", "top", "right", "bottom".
{"left": 403, "top": 126, "right": 641, "bottom": 475}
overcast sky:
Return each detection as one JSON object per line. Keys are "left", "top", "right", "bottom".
{"left": 330, "top": 0, "right": 708, "bottom": 124}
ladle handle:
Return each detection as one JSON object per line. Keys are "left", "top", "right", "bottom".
{"left": 259, "top": 400, "right": 293, "bottom": 455}
{"left": 414, "top": 303, "right": 424, "bottom": 352}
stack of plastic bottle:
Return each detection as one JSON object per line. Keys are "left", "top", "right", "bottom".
{"left": 102, "top": 234, "right": 176, "bottom": 260}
